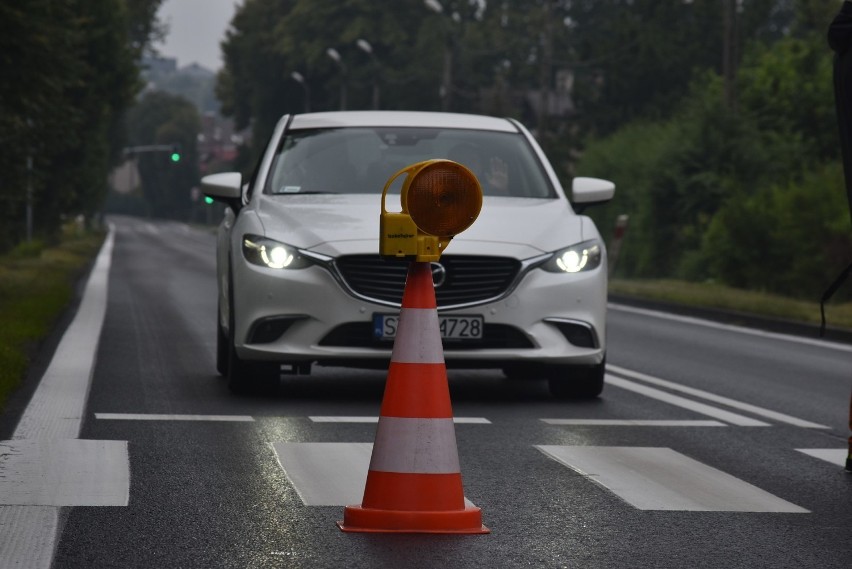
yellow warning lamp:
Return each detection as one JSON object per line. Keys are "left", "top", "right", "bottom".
{"left": 380, "top": 159, "right": 482, "bottom": 262}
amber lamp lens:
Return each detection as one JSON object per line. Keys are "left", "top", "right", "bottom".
{"left": 406, "top": 163, "right": 482, "bottom": 236}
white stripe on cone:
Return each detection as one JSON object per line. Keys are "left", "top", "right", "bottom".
{"left": 390, "top": 308, "right": 444, "bottom": 364}
{"left": 368, "top": 417, "right": 461, "bottom": 474}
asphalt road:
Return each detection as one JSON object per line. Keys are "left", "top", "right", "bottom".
{"left": 1, "top": 216, "right": 850, "bottom": 568}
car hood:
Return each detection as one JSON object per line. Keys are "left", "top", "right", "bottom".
{"left": 256, "top": 194, "right": 587, "bottom": 258}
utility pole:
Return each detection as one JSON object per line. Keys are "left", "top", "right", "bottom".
{"left": 722, "top": 0, "right": 738, "bottom": 112}
{"left": 26, "top": 155, "right": 33, "bottom": 242}
{"left": 356, "top": 39, "right": 381, "bottom": 110}
{"left": 538, "top": 1, "right": 554, "bottom": 137}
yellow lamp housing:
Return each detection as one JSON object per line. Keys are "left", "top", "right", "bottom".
{"left": 380, "top": 159, "right": 483, "bottom": 262}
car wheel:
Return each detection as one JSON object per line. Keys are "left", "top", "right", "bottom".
{"left": 547, "top": 357, "right": 605, "bottom": 399}
{"left": 226, "top": 268, "right": 279, "bottom": 395}
{"left": 216, "top": 307, "right": 228, "bottom": 376}
{"left": 226, "top": 340, "right": 279, "bottom": 395}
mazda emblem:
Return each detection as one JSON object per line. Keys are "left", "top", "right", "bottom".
{"left": 430, "top": 262, "right": 447, "bottom": 288}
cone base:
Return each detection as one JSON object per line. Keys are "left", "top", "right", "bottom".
{"left": 337, "top": 504, "right": 489, "bottom": 534}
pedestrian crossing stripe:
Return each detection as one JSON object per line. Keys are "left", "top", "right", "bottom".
{"left": 271, "top": 442, "right": 810, "bottom": 513}
{"left": 795, "top": 448, "right": 847, "bottom": 467}
{"left": 271, "top": 442, "right": 478, "bottom": 508}
{"left": 0, "top": 440, "right": 129, "bottom": 507}
{"left": 535, "top": 445, "right": 808, "bottom": 513}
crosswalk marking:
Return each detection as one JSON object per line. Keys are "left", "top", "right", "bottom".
{"left": 272, "top": 442, "right": 372, "bottom": 506}
{"left": 796, "top": 448, "right": 847, "bottom": 467}
{"left": 535, "top": 445, "right": 808, "bottom": 513}
{"left": 542, "top": 419, "right": 726, "bottom": 427}
{"left": 95, "top": 413, "right": 254, "bottom": 422}
{"left": 0, "top": 440, "right": 129, "bottom": 507}
{"left": 606, "top": 375, "right": 771, "bottom": 427}
{"left": 271, "top": 442, "right": 478, "bottom": 508}
{"left": 309, "top": 416, "right": 490, "bottom": 424}
{"left": 272, "top": 442, "right": 812, "bottom": 514}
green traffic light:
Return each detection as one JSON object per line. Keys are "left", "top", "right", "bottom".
{"left": 204, "top": 196, "right": 214, "bottom": 205}
{"left": 170, "top": 152, "right": 181, "bottom": 162}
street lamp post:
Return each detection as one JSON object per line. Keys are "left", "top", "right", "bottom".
{"left": 290, "top": 71, "right": 311, "bottom": 112}
{"left": 326, "top": 47, "right": 348, "bottom": 110}
{"left": 424, "top": 0, "right": 455, "bottom": 111}
{"left": 356, "top": 39, "right": 380, "bottom": 110}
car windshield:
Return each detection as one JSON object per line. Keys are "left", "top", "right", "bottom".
{"left": 264, "top": 126, "right": 556, "bottom": 198}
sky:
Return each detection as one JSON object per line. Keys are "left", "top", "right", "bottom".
{"left": 155, "top": 0, "right": 240, "bottom": 71}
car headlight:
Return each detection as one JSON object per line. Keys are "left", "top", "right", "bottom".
{"left": 242, "top": 235, "right": 313, "bottom": 269}
{"left": 541, "top": 240, "right": 602, "bottom": 273}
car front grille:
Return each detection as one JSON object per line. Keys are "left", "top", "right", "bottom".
{"left": 333, "top": 254, "right": 522, "bottom": 308}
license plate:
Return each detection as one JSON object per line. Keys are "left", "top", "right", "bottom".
{"left": 373, "top": 314, "right": 484, "bottom": 341}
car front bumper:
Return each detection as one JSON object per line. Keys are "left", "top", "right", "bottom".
{"left": 230, "top": 255, "right": 607, "bottom": 370}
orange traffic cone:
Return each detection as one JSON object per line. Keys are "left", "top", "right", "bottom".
{"left": 338, "top": 261, "right": 488, "bottom": 533}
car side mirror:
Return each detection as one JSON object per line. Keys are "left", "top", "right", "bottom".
{"left": 571, "top": 177, "right": 615, "bottom": 213}
{"left": 201, "top": 172, "right": 243, "bottom": 212}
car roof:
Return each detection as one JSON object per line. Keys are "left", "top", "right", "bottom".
{"left": 287, "top": 111, "right": 520, "bottom": 133}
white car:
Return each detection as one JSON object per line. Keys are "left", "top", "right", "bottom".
{"left": 202, "top": 111, "right": 614, "bottom": 398}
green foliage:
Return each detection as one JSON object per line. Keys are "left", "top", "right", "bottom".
{"left": 566, "top": 0, "right": 783, "bottom": 136}
{"left": 702, "top": 163, "right": 852, "bottom": 298}
{"left": 9, "top": 240, "right": 46, "bottom": 259}
{"left": 0, "top": 229, "right": 105, "bottom": 409}
{"left": 580, "top": 22, "right": 850, "bottom": 300}
{"left": 738, "top": 35, "right": 836, "bottom": 160}
{"left": 573, "top": 119, "right": 682, "bottom": 277}
{"left": 0, "top": 0, "right": 164, "bottom": 253}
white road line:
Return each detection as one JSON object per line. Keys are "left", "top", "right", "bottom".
{"left": 605, "top": 375, "right": 771, "bottom": 427}
{"left": 309, "top": 416, "right": 491, "bottom": 424}
{"left": 536, "top": 445, "right": 809, "bottom": 513}
{"left": 796, "top": 448, "right": 848, "bottom": 467}
{"left": 608, "top": 364, "right": 829, "bottom": 429}
{"left": 272, "top": 442, "right": 373, "bottom": 506}
{"left": 271, "top": 442, "right": 479, "bottom": 508}
{"left": 608, "top": 303, "right": 852, "bottom": 353}
{"left": 0, "top": 226, "right": 119, "bottom": 569}
{"left": 95, "top": 413, "right": 254, "bottom": 422}
{"left": 542, "top": 419, "right": 727, "bottom": 427}
{"left": 0, "top": 440, "right": 129, "bottom": 506}
{"left": 0, "top": 508, "right": 57, "bottom": 569}
{"left": 14, "top": 230, "right": 113, "bottom": 440}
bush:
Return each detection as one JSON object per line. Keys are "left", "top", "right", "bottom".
{"left": 9, "top": 239, "right": 46, "bottom": 259}
{"left": 701, "top": 162, "right": 852, "bottom": 300}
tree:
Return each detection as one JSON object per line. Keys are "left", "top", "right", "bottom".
{"left": 125, "top": 91, "right": 201, "bottom": 220}
{"left": 0, "top": 0, "right": 164, "bottom": 251}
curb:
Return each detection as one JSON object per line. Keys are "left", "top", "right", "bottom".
{"left": 609, "top": 294, "right": 852, "bottom": 346}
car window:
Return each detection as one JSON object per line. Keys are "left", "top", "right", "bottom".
{"left": 264, "top": 127, "right": 556, "bottom": 198}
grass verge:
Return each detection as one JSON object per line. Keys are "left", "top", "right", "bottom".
{"left": 0, "top": 226, "right": 106, "bottom": 411}
{"left": 609, "top": 278, "right": 852, "bottom": 330}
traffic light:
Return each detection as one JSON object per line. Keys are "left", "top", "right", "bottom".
{"left": 170, "top": 144, "right": 181, "bottom": 163}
